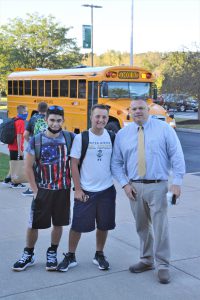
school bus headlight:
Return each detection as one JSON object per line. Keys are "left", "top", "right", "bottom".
{"left": 169, "top": 119, "right": 176, "bottom": 127}
{"left": 123, "top": 121, "right": 131, "bottom": 127}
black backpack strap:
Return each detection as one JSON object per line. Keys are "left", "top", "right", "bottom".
{"left": 79, "top": 130, "right": 89, "bottom": 169}
{"left": 107, "top": 130, "right": 115, "bottom": 146}
{"left": 34, "top": 133, "right": 42, "bottom": 160}
{"left": 62, "top": 131, "right": 74, "bottom": 155}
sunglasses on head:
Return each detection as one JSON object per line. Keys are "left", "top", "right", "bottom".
{"left": 48, "top": 106, "right": 63, "bottom": 111}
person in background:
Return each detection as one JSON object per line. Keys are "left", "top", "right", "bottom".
{"left": 3, "top": 105, "right": 28, "bottom": 188}
{"left": 57, "top": 104, "right": 116, "bottom": 272}
{"left": 22, "top": 102, "right": 48, "bottom": 196}
{"left": 111, "top": 99, "right": 185, "bottom": 284}
{"left": 12, "top": 106, "right": 73, "bottom": 272}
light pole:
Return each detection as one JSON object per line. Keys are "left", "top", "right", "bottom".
{"left": 82, "top": 4, "right": 102, "bottom": 67}
{"left": 130, "top": 0, "right": 134, "bottom": 65}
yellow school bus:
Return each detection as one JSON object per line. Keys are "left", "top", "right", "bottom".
{"left": 7, "top": 66, "right": 176, "bottom": 132}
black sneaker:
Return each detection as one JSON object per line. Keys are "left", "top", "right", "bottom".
{"left": 46, "top": 247, "right": 57, "bottom": 271}
{"left": 22, "top": 188, "right": 34, "bottom": 197}
{"left": 12, "top": 248, "right": 35, "bottom": 271}
{"left": 93, "top": 251, "right": 110, "bottom": 270}
{"left": 56, "top": 252, "right": 77, "bottom": 272}
{"left": 10, "top": 183, "right": 26, "bottom": 189}
{"left": 2, "top": 177, "right": 11, "bottom": 185}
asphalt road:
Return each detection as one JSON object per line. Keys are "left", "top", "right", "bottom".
{"left": 176, "top": 131, "right": 200, "bottom": 173}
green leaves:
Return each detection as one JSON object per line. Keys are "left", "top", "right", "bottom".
{"left": 0, "top": 13, "right": 83, "bottom": 92}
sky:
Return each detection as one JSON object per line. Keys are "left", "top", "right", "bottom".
{"left": 0, "top": 0, "right": 199, "bottom": 55}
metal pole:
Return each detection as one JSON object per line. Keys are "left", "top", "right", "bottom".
{"left": 130, "top": 0, "right": 134, "bottom": 65}
{"left": 91, "top": 6, "right": 94, "bottom": 67}
{"left": 82, "top": 4, "right": 103, "bottom": 67}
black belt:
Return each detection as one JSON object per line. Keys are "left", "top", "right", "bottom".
{"left": 130, "top": 179, "right": 163, "bottom": 184}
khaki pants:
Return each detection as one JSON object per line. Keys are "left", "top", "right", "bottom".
{"left": 129, "top": 181, "right": 170, "bottom": 269}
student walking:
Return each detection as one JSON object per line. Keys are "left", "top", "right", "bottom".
{"left": 22, "top": 101, "right": 48, "bottom": 196}
{"left": 2, "top": 105, "right": 28, "bottom": 188}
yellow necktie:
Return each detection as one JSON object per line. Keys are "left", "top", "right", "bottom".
{"left": 138, "top": 126, "right": 146, "bottom": 177}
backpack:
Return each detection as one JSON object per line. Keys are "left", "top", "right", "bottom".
{"left": 0, "top": 117, "right": 20, "bottom": 144}
{"left": 34, "top": 130, "right": 75, "bottom": 160}
{"left": 79, "top": 130, "right": 115, "bottom": 169}
{"left": 33, "top": 116, "right": 48, "bottom": 135}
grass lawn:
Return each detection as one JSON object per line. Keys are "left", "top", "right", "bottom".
{"left": 0, "top": 106, "right": 7, "bottom": 110}
{"left": 0, "top": 153, "right": 9, "bottom": 181}
{"left": 0, "top": 97, "right": 7, "bottom": 102}
{"left": 0, "top": 97, "right": 7, "bottom": 110}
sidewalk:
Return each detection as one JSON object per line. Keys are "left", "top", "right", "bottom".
{"left": 0, "top": 151, "right": 200, "bottom": 299}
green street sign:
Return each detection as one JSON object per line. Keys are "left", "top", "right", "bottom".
{"left": 82, "top": 25, "right": 91, "bottom": 49}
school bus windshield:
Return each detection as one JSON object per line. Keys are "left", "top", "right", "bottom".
{"left": 100, "top": 82, "right": 151, "bottom": 99}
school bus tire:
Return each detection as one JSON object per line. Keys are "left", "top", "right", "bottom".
{"left": 106, "top": 121, "right": 120, "bottom": 133}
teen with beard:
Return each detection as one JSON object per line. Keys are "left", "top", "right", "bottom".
{"left": 12, "top": 106, "right": 74, "bottom": 272}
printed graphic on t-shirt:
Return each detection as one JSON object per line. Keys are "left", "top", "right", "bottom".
{"left": 28, "top": 133, "right": 71, "bottom": 190}
{"left": 88, "top": 141, "right": 112, "bottom": 162}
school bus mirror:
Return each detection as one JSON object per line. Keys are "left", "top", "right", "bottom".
{"left": 153, "top": 87, "right": 157, "bottom": 100}
{"left": 101, "top": 82, "right": 108, "bottom": 97}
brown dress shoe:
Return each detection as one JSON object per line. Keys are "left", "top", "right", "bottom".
{"left": 158, "top": 269, "right": 170, "bottom": 284}
{"left": 129, "top": 261, "right": 155, "bottom": 273}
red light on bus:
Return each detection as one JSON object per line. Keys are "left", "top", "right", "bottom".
{"left": 111, "top": 72, "right": 117, "bottom": 78}
{"left": 117, "top": 110, "right": 122, "bottom": 115}
{"left": 141, "top": 72, "right": 152, "bottom": 79}
{"left": 106, "top": 72, "right": 112, "bottom": 77}
{"left": 106, "top": 71, "right": 117, "bottom": 78}
{"left": 146, "top": 73, "right": 152, "bottom": 79}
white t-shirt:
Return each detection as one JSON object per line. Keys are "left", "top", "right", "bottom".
{"left": 70, "top": 129, "right": 113, "bottom": 192}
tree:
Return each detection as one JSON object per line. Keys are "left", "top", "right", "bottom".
{"left": 0, "top": 13, "right": 83, "bottom": 94}
{"left": 162, "top": 48, "right": 200, "bottom": 119}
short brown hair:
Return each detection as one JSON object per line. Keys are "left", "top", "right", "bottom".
{"left": 38, "top": 102, "right": 48, "bottom": 113}
{"left": 17, "top": 105, "right": 27, "bottom": 114}
{"left": 91, "top": 104, "right": 110, "bottom": 114}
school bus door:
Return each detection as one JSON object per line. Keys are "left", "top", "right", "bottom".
{"left": 87, "top": 81, "right": 98, "bottom": 128}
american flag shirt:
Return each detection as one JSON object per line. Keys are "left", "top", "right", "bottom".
{"left": 27, "top": 132, "right": 71, "bottom": 190}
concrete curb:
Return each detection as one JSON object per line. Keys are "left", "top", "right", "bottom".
{"left": 176, "top": 128, "right": 200, "bottom": 133}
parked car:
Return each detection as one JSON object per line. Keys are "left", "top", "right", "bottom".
{"left": 162, "top": 94, "right": 199, "bottom": 112}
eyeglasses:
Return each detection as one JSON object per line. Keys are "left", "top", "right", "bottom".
{"left": 131, "top": 107, "right": 146, "bottom": 111}
{"left": 48, "top": 106, "right": 63, "bottom": 111}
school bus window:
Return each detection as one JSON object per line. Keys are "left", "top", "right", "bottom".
{"left": 25, "top": 80, "right": 31, "bottom": 95}
{"left": 60, "top": 80, "right": 68, "bottom": 97}
{"left": 78, "top": 80, "right": 86, "bottom": 99}
{"left": 45, "top": 80, "right": 51, "bottom": 97}
{"left": 13, "top": 80, "right": 18, "bottom": 95}
{"left": 52, "top": 80, "right": 58, "bottom": 97}
{"left": 108, "top": 82, "right": 129, "bottom": 98}
{"left": 8, "top": 81, "right": 12, "bottom": 95}
{"left": 32, "top": 80, "right": 37, "bottom": 96}
{"left": 70, "top": 80, "right": 77, "bottom": 98}
{"left": 19, "top": 81, "right": 23, "bottom": 95}
{"left": 129, "top": 82, "right": 150, "bottom": 99}
{"left": 100, "top": 81, "right": 151, "bottom": 99}
{"left": 39, "top": 80, "right": 44, "bottom": 96}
